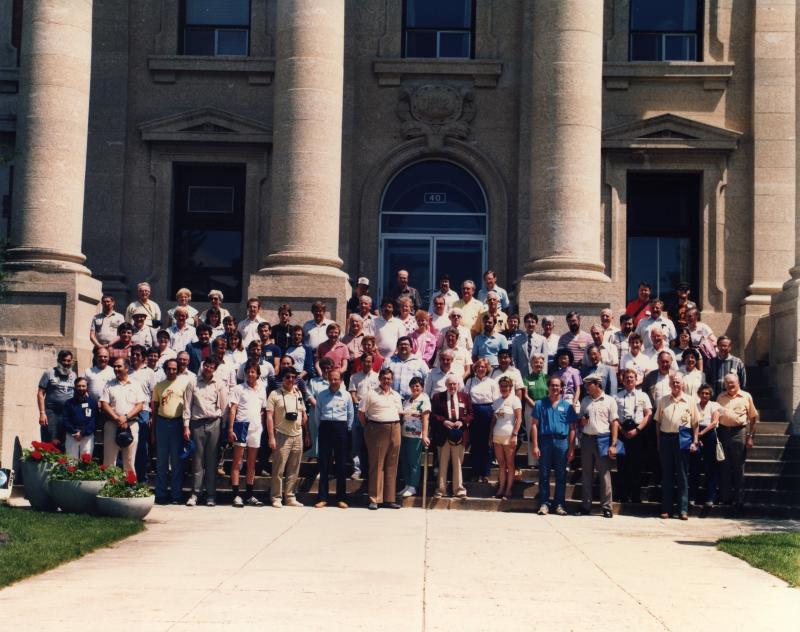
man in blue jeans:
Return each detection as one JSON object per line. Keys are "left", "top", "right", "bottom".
{"left": 531, "top": 375, "right": 577, "bottom": 516}
{"left": 151, "top": 359, "right": 192, "bottom": 504}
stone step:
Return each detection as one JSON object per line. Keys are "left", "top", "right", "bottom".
{"left": 747, "top": 445, "right": 800, "bottom": 459}
{"left": 744, "top": 459, "right": 800, "bottom": 475}
{"left": 755, "top": 421, "right": 791, "bottom": 434}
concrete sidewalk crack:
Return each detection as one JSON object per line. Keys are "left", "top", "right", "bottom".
{"left": 546, "top": 518, "right": 672, "bottom": 631}
{"left": 165, "top": 510, "right": 310, "bottom": 630}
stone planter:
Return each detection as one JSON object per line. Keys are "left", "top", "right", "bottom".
{"left": 49, "top": 479, "right": 105, "bottom": 514}
{"left": 96, "top": 495, "right": 154, "bottom": 520}
{"left": 20, "top": 460, "right": 57, "bottom": 512}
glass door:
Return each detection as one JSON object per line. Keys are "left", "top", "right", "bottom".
{"left": 380, "top": 235, "right": 485, "bottom": 306}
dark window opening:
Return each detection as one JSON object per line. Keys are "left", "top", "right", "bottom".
{"left": 626, "top": 172, "right": 701, "bottom": 309}
{"left": 629, "top": 0, "right": 702, "bottom": 61}
{"left": 172, "top": 163, "right": 246, "bottom": 303}
{"left": 180, "top": 0, "right": 250, "bottom": 56}
{"left": 403, "top": 0, "right": 474, "bottom": 59}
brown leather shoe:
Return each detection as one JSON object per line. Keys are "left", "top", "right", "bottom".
{"left": 337, "top": 501, "right": 349, "bottom": 509}
{"left": 314, "top": 501, "right": 327, "bottom": 509}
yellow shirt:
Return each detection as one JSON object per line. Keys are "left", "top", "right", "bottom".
{"left": 153, "top": 375, "right": 192, "bottom": 419}
{"left": 655, "top": 392, "right": 699, "bottom": 433}
{"left": 716, "top": 390, "right": 758, "bottom": 428}
{"left": 453, "top": 298, "right": 485, "bottom": 335}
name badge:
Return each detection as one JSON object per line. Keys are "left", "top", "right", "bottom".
{"left": 85, "top": 408, "right": 92, "bottom": 417}
{"left": 81, "top": 402, "right": 89, "bottom": 408}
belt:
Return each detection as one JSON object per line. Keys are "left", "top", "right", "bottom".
{"left": 192, "top": 416, "right": 219, "bottom": 423}
{"left": 320, "top": 418, "right": 348, "bottom": 423}
{"left": 367, "top": 419, "right": 400, "bottom": 424}
{"left": 158, "top": 415, "right": 181, "bottom": 421}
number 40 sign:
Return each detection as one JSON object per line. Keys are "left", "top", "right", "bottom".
{"left": 424, "top": 192, "right": 447, "bottom": 204}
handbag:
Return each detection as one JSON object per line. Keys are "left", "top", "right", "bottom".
{"left": 596, "top": 432, "right": 625, "bottom": 458}
{"left": 678, "top": 426, "right": 695, "bottom": 451}
{"left": 715, "top": 438, "right": 726, "bottom": 462}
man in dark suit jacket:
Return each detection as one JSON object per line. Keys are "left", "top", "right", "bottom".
{"left": 431, "top": 376, "right": 474, "bottom": 498}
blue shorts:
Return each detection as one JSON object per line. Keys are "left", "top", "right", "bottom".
{"left": 232, "top": 421, "right": 261, "bottom": 448}
{"left": 232, "top": 421, "right": 250, "bottom": 446}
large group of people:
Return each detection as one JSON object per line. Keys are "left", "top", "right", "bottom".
{"left": 36, "top": 273, "right": 759, "bottom": 518}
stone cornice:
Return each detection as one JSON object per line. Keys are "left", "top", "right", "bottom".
{"left": 602, "top": 113, "right": 741, "bottom": 152}
{"left": 146, "top": 55, "right": 275, "bottom": 85}
{"left": 139, "top": 107, "right": 272, "bottom": 145}
{"left": 372, "top": 58, "right": 502, "bottom": 88}
{"left": 603, "top": 61, "right": 735, "bottom": 91}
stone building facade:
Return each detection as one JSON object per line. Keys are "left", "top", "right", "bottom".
{"left": 0, "top": 0, "right": 798, "bottom": 426}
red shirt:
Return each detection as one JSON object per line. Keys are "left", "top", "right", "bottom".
{"left": 625, "top": 298, "right": 651, "bottom": 325}
{"left": 316, "top": 340, "right": 350, "bottom": 371}
{"left": 351, "top": 353, "right": 384, "bottom": 374}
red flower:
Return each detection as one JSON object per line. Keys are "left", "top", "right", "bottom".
{"left": 99, "top": 464, "right": 108, "bottom": 471}
{"left": 40, "top": 442, "right": 55, "bottom": 452}
{"left": 58, "top": 457, "right": 68, "bottom": 465}
{"left": 30, "top": 450, "right": 43, "bottom": 461}
{"left": 52, "top": 447, "right": 61, "bottom": 454}
{"left": 31, "top": 441, "right": 44, "bottom": 449}
{"left": 67, "top": 465, "right": 77, "bottom": 473}
{"left": 80, "top": 453, "right": 92, "bottom": 464}
{"left": 125, "top": 470, "right": 137, "bottom": 485}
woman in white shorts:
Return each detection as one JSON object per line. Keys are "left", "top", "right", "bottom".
{"left": 227, "top": 362, "right": 267, "bottom": 507}
{"left": 489, "top": 376, "right": 522, "bottom": 500}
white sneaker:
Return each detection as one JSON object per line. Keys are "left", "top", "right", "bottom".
{"left": 271, "top": 499, "right": 283, "bottom": 508}
{"left": 185, "top": 494, "right": 197, "bottom": 507}
{"left": 537, "top": 503, "right": 549, "bottom": 515}
{"left": 401, "top": 486, "right": 416, "bottom": 498}
{"left": 246, "top": 496, "right": 263, "bottom": 507}
{"left": 398, "top": 485, "right": 409, "bottom": 496}
{"left": 232, "top": 495, "right": 244, "bottom": 508}
{"left": 351, "top": 470, "right": 362, "bottom": 480}
{"left": 285, "top": 498, "right": 303, "bottom": 508}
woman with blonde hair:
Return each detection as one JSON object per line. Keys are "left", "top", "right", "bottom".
{"left": 198, "top": 289, "right": 231, "bottom": 324}
{"left": 489, "top": 376, "right": 522, "bottom": 499}
{"left": 167, "top": 287, "right": 199, "bottom": 326}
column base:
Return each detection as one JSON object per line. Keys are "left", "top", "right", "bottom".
{"left": 516, "top": 269, "right": 613, "bottom": 330}
{"left": 739, "top": 288, "right": 779, "bottom": 365}
{"left": 767, "top": 279, "right": 800, "bottom": 434}
{"left": 247, "top": 264, "right": 351, "bottom": 325}
{"left": 0, "top": 269, "right": 102, "bottom": 370}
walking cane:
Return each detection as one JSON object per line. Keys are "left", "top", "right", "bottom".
{"left": 422, "top": 445, "right": 429, "bottom": 510}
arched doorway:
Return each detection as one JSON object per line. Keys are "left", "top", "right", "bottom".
{"left": 379, "top": 160, "right": 488, "bottom": 304}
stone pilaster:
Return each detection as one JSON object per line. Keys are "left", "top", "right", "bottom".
{"left": 516, "top": 0, "right": 611, "bottom": 317}
{"left": 0, "top": 0, "right": 101, "bottom": 367}
{"left": 767, "top": 1, "right": 800, "bottom": 433}
{"left": 246, "top": 0, "right": 349, "bottom": 324}
{"left": 741, "top": 0, "right": 796, "bottom": 364}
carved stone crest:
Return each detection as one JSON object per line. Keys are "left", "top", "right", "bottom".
{"left": 397, "top": 84, "right": 476, "bottom": 146}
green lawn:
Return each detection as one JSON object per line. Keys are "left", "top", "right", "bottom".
{"left": 717, "top": 531, "right": 800, "bottom": 587}
{"left": 0, "top": 505, "right": 144, "bottom": 588}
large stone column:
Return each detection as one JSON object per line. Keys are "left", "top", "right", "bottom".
{"left": 0, "top": 0, "right": 101, "bottom": 365}
{"left": 768, "top": 1, "right": 800, "bottom": 433}
{"left": 516, "top": 0, "right": 610, "bottom": 318}
{"left": 741, "top": 0, "right": 796, "bottom": 364}
{"left": 246, "top": 0, "right": 349, "bottom": 323}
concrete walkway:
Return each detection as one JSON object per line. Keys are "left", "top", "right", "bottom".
{"left": 1, "top": 506, "right": 798, "bottom": 631}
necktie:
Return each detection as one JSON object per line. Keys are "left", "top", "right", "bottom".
{"left": 450, "top": 395, "right": 458, "bottom": 420}
{"left": 527, "top": 334, "right": 532, "bottom": 356}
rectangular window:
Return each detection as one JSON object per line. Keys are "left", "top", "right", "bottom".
{"left": 172, "top": 164, "right": 246, "bottom": 303}
{"left": 403, "top": 0, "right": 474, "bottom": 59}
{"left": 629, "top": 0, "right": 702, "bottom": 61}
{"left": 626, "top": 173, "right": 701, "bottom": 309}
{"left": 181, "top": 0, "right": 250, "bottom": 56}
